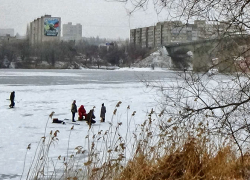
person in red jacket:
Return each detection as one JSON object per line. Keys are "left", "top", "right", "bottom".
{"left": 78, "top": 105, "right": 87, "bottom": 120}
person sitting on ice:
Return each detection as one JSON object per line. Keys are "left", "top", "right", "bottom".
{"left": 78, "top": 105, "right": 87, "bottom": 120}
{"left": 52, "top": 118, "right": 65, "bottom": 124}
{"left": 86, "top": 109, "right": 96, "bottom": 125}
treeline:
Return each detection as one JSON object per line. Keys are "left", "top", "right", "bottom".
{"left": 0, "top": 37, "right": 151, "bottom": 68}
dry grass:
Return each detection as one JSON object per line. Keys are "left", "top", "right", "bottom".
{"left": 23, "top": 102, "right": 250, "bottom": 180}
{"left": 116, "top": 139, "right": 248, "bottom": 180}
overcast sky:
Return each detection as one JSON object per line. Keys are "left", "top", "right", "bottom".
{"left": 0, "top": 0, "right": 170, "bottom": 39}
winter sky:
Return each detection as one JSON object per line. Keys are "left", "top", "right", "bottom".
{"left": 0, "top": 0, "right": 170, "bottom": 39}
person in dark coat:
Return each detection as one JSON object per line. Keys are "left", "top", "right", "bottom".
{"left": 71, "top": 100, "right": 77, "bottom": 122}
{"left": 100, "top": 103, "right": 106, "bottom": 122}
{"left": 78, "top": 105, "right": 87, "bottom": 120}
{"left": 52, "top": 118, "right": 65, "bottom": 124}
{"left": 9, "top": 91, "right": 15, "bottom": 108}
{"left": 86, "top": 109, "right": 96, "bottom": 124}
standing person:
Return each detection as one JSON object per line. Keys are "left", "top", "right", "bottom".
{"left": 100, "top": 103, "right": 106, "bottom": 122}
{"left": 71, "top": 100, "right": 77, "bottom": 122}
{"left": 9, "top": 91, "right": 15, "bottom": 108}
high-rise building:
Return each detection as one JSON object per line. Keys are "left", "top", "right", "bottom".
{"left": 0, "top": 29, "right": 14, "bottom": 37}
{"left": 62, "top": 22, "right": 82, "bottom": 42}
{"left": 28, "top": 15, "right": 61, "bottom": 45}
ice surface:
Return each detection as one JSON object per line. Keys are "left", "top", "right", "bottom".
{"left": 0, "top": 68, "right": 170, "bottom": 179}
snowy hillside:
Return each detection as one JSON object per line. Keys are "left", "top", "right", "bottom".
{"left": 133, "top": 47, "right": 172, "bottom": 68}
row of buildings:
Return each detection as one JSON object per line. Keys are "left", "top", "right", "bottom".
{"left": 1, "top": 16, "right": 241, "bottom": 47}
{"left": 0, "top": 15, "right": 82, "bottom": 45}
{"left": 130, "top": 20, "right": 243, "bottom": 48}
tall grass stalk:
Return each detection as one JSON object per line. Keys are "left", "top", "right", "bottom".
{"left": 23, "top": 104, "right": 250, "bottom": 180}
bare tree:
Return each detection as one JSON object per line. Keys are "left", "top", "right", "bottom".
{"left": 115, "top": 0, "right": 250, "bottom": 175}
{"left": 116, "top": 0, "right": 250, "bottom": 29}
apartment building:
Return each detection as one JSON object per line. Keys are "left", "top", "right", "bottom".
{"left": 130, "top": 20, "right": 243, "bottom": 48}
{"left": 0, "top": 29, "right": 14, "bottom": 37}
{"left": 28, "top": 15, "right": 61, "bottom": 45}
{"left": 62, "top": 22, "right": 82, "bottom": 42}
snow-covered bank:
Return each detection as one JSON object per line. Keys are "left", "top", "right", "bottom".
{"left": 116, "top": 67, "right": 169, "bottom": 71}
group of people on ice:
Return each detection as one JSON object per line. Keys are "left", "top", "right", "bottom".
{"left": 71, "top": 100, "right": 106, "bottom": 125}
{"left": 8, "top": 91, "right": 106, "bottom": 126}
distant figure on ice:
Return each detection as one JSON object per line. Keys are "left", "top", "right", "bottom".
{"left": 78, "top": 105, "right": 87, "bottom": 120}
{"left": 100, "top": 103, "right": 106, "bottom": 122}
{"left": 9, "top": 91, "right": 15, "bottom": 108}
{"left": 86, "top": 109, "right": 96, "bottom": 125}
{"left": 71, "top": 100, "right": 77, "bottom": 122}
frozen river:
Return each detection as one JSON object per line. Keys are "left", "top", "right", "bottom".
{"left": 0, "top": 68, "right": 176, "bottom": 179}
{"left": 0, "top": 68, "right": 177, "bottom": 86}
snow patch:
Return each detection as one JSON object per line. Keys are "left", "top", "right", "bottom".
{"left": 133, "top": 47, "right": 172, "bottom": 68}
